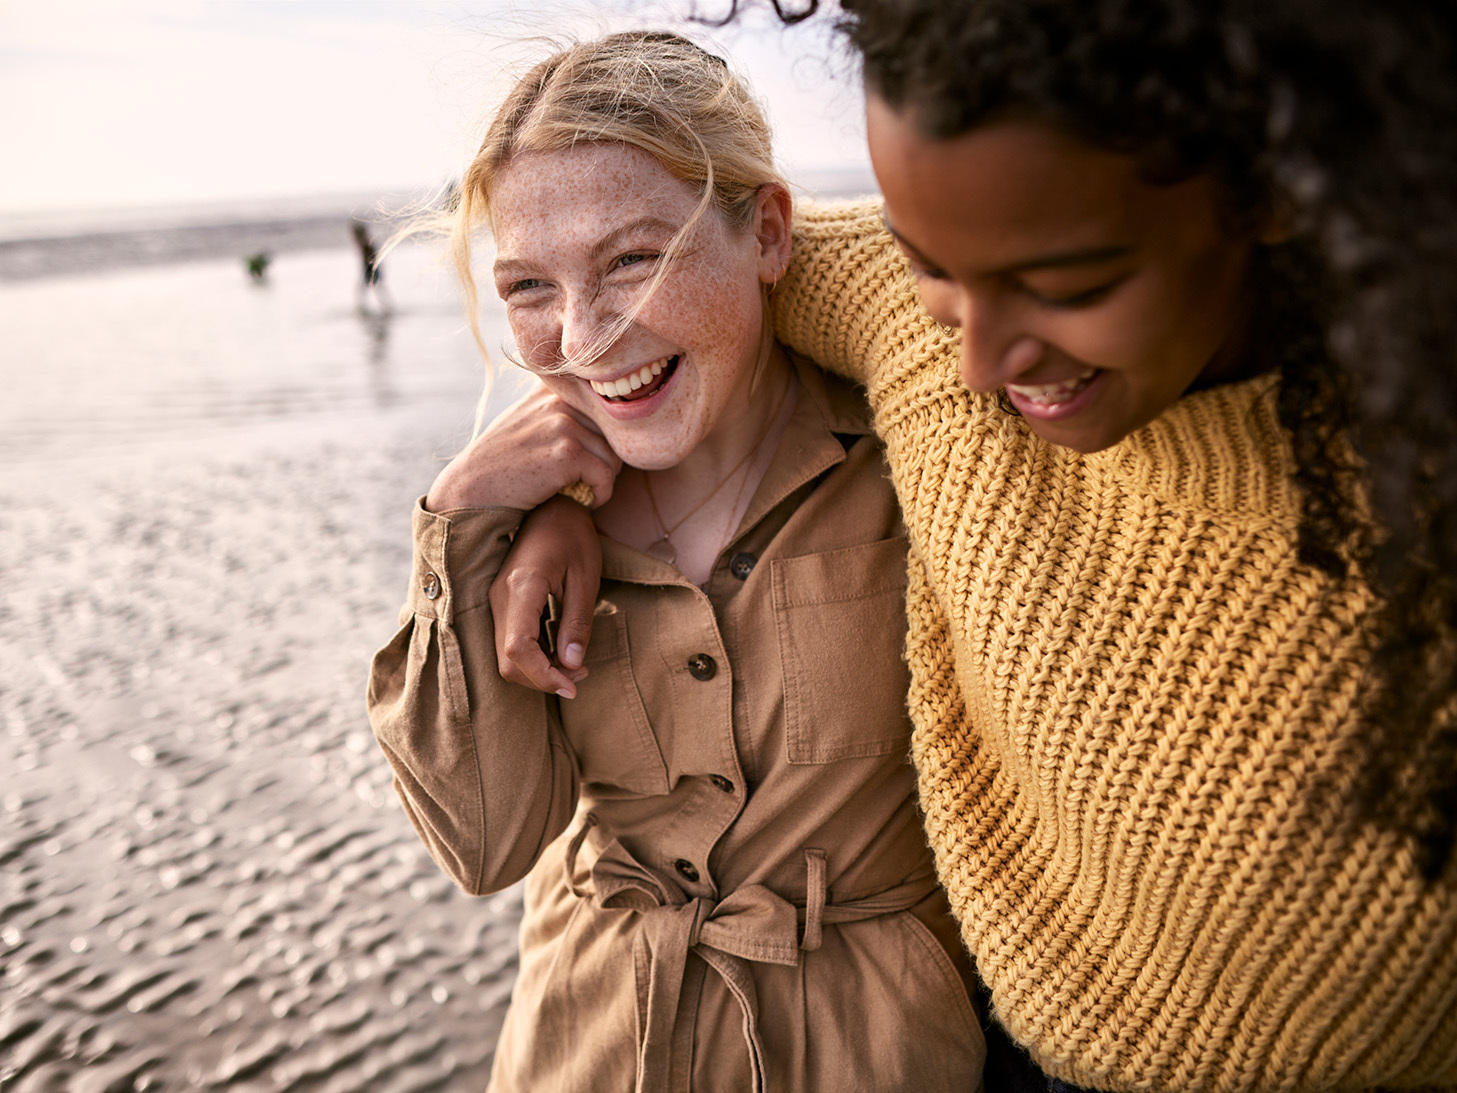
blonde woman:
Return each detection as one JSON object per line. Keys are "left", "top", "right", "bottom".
{"left": 367, "top": 32, "right": 985, "bottom": 1093}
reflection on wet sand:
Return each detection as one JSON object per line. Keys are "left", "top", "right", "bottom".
{"left": 0, "top": 245, "right": 529, "bottom": 1090}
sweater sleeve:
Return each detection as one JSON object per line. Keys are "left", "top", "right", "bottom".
{"left": 366, "top": 500, "right": 579, "bottom": 896}
{"left": 902, "top": 542, "right": 999, "bottom": 912}
{"left": 773, "top": 199, "right": 921, "bottom": 386}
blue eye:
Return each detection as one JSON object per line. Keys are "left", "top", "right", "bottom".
{"left": 615, "top": 252, "right": 656, "bottom": 269}
{"left": 506, "top": 278, "right": 541, "bottom": 295}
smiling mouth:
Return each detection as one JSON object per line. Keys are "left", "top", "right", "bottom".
{"left": 1005, "top": 367, "right": 1099, "bottom": 407}
{"left": 589, "top": 355, "right": 678, "bottom": 402}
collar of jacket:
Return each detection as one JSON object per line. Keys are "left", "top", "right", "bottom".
{"left": 600, "top": 352, "right": 874, "bottom": 586}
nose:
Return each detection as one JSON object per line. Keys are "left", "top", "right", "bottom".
{"left": 959, "top": 335, "right": 1045, "bottom": 394}
{"left": 557, "top": 290, "right": 616, "bottom": 370}
{"left": 947, "top": 291, "right": 1044, "bottom": 394}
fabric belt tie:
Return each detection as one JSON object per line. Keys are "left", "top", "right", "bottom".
{"left": 563, "top": 815, "right": 937, "bottom": 1093}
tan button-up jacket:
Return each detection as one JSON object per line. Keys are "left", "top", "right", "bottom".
{"left": 368, "top": 360, "right": 985, "bottom": 1092}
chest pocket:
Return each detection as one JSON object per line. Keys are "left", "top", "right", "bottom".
{"left": 772, "top": 536, "right": 913, "bottom": 764}
{"left": 557, "top": 609, "right": 670, "bottom": 795}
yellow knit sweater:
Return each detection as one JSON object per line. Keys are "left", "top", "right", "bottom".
{"left": 775, "top": 200, "right": 1457, "bottom": 1092}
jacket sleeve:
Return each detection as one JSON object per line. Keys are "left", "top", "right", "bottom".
{"left": 775, "top": 198, "right": 954, "bottom": 390}
{"left": 367, "top": 499, "right": 580, "bottom": 896}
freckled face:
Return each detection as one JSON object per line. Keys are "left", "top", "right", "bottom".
{"left": 490, "top": 143, "right": 770, "bottom": 471}
{"left": 866, "top": 94, "right": 1259, "bottom": 454}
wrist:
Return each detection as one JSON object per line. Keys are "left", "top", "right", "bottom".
{"left": 425, "top": 464, "right": 510, "bottom": 513}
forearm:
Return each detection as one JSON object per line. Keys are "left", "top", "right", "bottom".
{"left": 367, "top": 501, "right": 579, "bottom": 895}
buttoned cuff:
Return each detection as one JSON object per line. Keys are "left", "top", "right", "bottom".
{"left": 406, "top": 498, "right": 524, "bottom": 621}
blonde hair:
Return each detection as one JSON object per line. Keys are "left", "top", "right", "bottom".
{"left": 449, "top": 31, "right": 786, "bottom": 409}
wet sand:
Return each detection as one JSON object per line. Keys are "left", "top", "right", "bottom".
{"left": 0, "top": 244, "right": 533, "bottom": 1090}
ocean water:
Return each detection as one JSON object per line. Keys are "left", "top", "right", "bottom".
{"left": 0, "top": 225, "right": 518, "bottom": 478}
{"left": 0, "top": 194, "right": 417, "bottom": 280}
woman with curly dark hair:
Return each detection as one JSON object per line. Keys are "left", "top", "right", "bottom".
{"left": 492, "top": 1, "right": 1457, "bottom": 1089}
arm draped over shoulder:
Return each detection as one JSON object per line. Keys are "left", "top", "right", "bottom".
{"left": 774, "top": 197, "right": 1457, "bottom": 1093}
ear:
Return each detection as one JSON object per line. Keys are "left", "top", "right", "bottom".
{"left": 752, "top": 183, "right": 793, "bottom": 283}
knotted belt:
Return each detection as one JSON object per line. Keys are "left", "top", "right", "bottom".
{"left": 563, "top": 815, "right": 938, "bottom": 1093}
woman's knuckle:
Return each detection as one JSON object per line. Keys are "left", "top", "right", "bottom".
{"left": 501, "top": 632, "right": 535, "bottom": 661}
{"left": 502, "top": 569, "right": 540, "bottom": 595}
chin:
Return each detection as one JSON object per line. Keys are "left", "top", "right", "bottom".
{"left": 614, "top": 441, "right": 692, "bottom": 473}
{"left": 624, "top": 455, "right": 678, "bottom": 473}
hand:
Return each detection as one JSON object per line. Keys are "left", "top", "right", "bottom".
{"left": 490, "top": 494, "right": 604, "bottom": 698}
{"left": 425, "top": 385, "right": 621, "bottom": 513}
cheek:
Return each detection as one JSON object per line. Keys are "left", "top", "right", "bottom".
{"left": 1183, "top": 249, "right": 1249, "bottom": 344}
{"left": 648, "top": 267, "right": 762, "bottom": 353}
{"left": 1052, "top": 273, "right": 1219, "bottom": 379}
{"left": 1033, "top": 292, "right": 1162, "bottom": 374}
{"left": 1157, "top": 227, "right": 1253, "bottom": 357}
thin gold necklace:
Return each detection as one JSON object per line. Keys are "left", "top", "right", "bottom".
{"left": 642, "top": 378, "right": 789, "bottom": 566}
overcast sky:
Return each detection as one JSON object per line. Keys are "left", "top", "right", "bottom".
{"left": 0, "top": 0, "right": 869, "bottom": 215}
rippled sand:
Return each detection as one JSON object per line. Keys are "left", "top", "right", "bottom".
{"left": 0, "top": 245, "right": 533, "bottom": 1091}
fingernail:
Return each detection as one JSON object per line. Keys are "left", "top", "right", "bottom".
{"left": 563, "top": 643, "right": 585, "bottom": 669}
{"left": 556, "top": 687, "right": 574, "bottom": 699}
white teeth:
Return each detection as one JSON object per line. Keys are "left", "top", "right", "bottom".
{"left": 590, "top": 356, "right": 670, "bottom": 398}
{"left": 1006, "top": 368, "right": 1097, "bottom": 405}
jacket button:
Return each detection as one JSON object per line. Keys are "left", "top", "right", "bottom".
{"left": 422, "top": 572, "right": 441, "bottom": 600}
{"left": 686, "top": 654, "right": 716, "bottom": 681}
{"left": 710, "top": 774, "right": 734, "bottom": 793}
{"left": 675, "top": 859, "right": 700, "bottom": 882}
{"left": 729, "top": 552, "right": 756, "bottom": 580}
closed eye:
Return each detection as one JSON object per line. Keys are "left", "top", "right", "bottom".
{"left": 614, "top": 252, "right": 657, "bottom": 270}
{"left": 880, "top": 215, "right": 950, "bottom": 282}
{"left": 905, "top": 255, "right": 950, "bottom": 281}
{"left": 1027, "top": 276, "right": 1127, "bottom": 310}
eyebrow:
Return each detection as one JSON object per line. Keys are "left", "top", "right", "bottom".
{"left": 882, "top": 212, "right": 1132, "bottom": 276}
{"left": 493, "top": 216, "right": 683, "bottom": 279}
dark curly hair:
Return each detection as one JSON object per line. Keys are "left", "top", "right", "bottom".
{"left": 715, "top": 0, "right": 1457, "bottom": 874}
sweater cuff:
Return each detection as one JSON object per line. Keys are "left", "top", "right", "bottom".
{"left": 406, "top": 498, "right": 524, "bottom": 621}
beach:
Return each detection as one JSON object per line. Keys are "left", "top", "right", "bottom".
{"left": 0, "top": 224, "right": 534, "bottom": 1091}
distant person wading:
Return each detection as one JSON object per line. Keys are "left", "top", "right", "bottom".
{"left": 351, "top": 220, "right": 391, "bottom": 314}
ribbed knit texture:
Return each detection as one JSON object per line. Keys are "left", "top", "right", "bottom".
{"left": 777, "top": 200, "right": 1457, "bottom": 1092}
